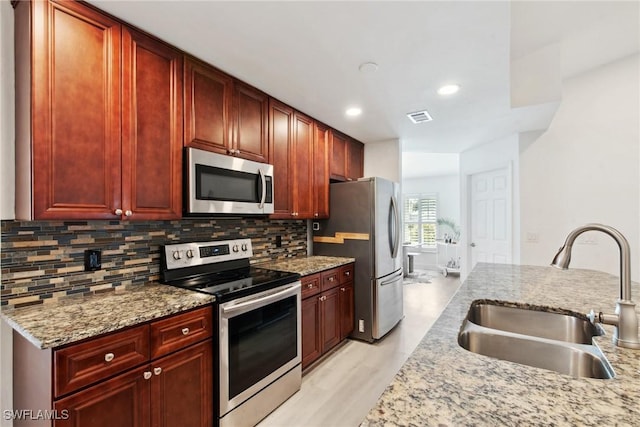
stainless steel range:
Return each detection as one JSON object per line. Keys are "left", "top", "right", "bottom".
{"left": 161, "top": 238, "right": 302, "bottom": 427}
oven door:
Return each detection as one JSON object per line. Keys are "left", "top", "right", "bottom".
{"left": 218, "top": 282, "right": 301, "bottom": 416}
{"left": 186, "top": 147, "right": 274, "bottom": 215}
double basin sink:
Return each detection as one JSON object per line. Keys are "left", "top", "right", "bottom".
{"left": 458, "top": 300, "right": 615, "bottom": 379}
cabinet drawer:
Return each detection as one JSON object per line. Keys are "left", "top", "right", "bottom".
{"left": 321, "top": 269, "right": 340, "bottom": 291}
{"left": 150, "top": 306, "right": 213, "bottom": 359}
{"left": 301, "top": 273, "right": 321, "bottom": 299}
{"left": 54, "top": 324, "right": 150, "bottom": 398}
{"left": 339, "top": 264, "right": 354, "bottom": 284}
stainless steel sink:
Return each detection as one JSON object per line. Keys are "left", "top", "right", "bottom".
{"left": 466, "top": 300, "right": 604, "bottom": 344}
{"left": 458, "top": 300, "right": 615, "bottom": 379}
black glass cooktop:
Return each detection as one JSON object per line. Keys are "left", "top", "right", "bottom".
{"left": 162, "top": 266, "right": 300, "bottom": 303}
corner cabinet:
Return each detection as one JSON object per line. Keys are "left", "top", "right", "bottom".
{"left": 301, "top": 264, "right": 355, "bottom": 370}
{"left": 14, "top": 0, "right": 182, "bottom": 220}
{"left": 14, "top": 306, "right": 214, "bottom": 427}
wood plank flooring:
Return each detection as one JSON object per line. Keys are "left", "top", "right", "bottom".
{"left": 258, "top": 271, "right": 461, "bottom": 427}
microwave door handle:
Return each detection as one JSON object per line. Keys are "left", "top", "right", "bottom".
{"left": 258, "top": 168, "right": 266, "bottom": 209}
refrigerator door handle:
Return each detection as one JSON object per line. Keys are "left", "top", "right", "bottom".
{"left": 380, "top": 270, "right": 403, "bottom": 286}
{"left": 390, "top": 195, "right": 400, "bottom": 259}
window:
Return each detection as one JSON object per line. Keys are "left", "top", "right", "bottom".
{"left": 403, "top": 194, "right": 437, "bottom": 247}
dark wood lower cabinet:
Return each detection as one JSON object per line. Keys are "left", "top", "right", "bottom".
{"left": 301, "top": 264, "right": 355, "bottom": 370}
{"left": 54, "top": 366, "right": 151, "bottom": 427}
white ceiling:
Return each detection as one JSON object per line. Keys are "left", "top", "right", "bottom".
{"left": 89, "top": 0, "right": 639, "bottom": 161}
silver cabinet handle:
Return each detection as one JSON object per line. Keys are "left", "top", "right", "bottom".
{"left": 307, "top": 283, "right": 314, "bottom": 289}
{"left": 328, "top": 277, "right": 335, "bottom": 282}
{"left": 340, "top": 287, "right": 345, "bottom": 292}
{"left": 345, "top": 271, "right": 350, "bottom": 276}
{"left": 125, "top": 210, "right": 132, "bottom": 217}
{"left": 143, "top": 371, "right": 152, "bottom": 380}
{"left": 154, "top": 367, "right": 162, "bottom": 376}
{"left": 181, "top": 327, "right": 190, "bottom": 335}
{"left": 104, "top": 353, "right": 115, "bottom": 362}
{"left": 115, "top": 209, "right": 123, "bottom": 215}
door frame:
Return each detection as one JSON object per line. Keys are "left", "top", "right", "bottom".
{"left": 463, "top": 163, "right": 514, "bottom": 277}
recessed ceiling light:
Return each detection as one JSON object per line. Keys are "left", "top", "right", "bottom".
{"left": 437, "top": 84, "right": 460, "bottom": 96}
{"left": 346, "top": 107, "right": 362, "bottom": 117}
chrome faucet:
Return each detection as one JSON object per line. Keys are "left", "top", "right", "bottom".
{"left": 551, "top": 223, "right": 640, "bottom": 349}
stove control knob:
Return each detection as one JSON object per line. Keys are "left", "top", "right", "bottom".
{"left": 172, "top": 251, "right": 182, "bottom": 260}
{"left": 241, "top": 243, "right": 248, "bottom": 252}
{"left": 232, "top": 245, "right": 239, "bottom": 253}
{"left": 186, "top": 249, "right": 194, "bottom": 259}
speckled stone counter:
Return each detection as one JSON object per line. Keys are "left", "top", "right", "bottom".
{"left": 362, "top": 263, "right": 640, "bottom": 426}
{"left": 1, "top": 284, "right": 214, "bottom": 349}
{"left": 257, "top": 255, "right": 355, "bottom": 276}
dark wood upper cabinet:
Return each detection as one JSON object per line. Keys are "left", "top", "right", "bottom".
{"left": 268, "top": 98, "right": 294, "bottom": 219}
{"left": 232, "top": 82, "right": 270, "bottom": 163}
{"left": 313, "top": 122, "right": 330, "bottom": 219}
{"left": 122, "top": 27, "right": 183, "bottom": 220}
{"left": 15, "top": 0, "right": 122, "bottom": 220}
{"left": 15, "top": 0, "right": 182, "bottom": 220}
{"left": 329, "top": 130, "right": 348, "bottom": 181}
{"left": 346, "top": 138, "right": 364, "bottom": 181}
{"left": 184, "top": 56, "right": 233, "bottom": 154}
{"left": 292, "top": 111, "right": 315, "bottom": 219}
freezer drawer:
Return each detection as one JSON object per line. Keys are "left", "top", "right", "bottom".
{"left": 373, "top": 269, "right": 404, "bottom": 339}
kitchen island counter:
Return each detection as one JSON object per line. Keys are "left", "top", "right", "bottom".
{"left": 257, "top": 255, "right": 355, "bottom": 276}
{"left": 362, "top": 263, "right": 640, "bottom": 426}
{"left": 1, "top": 284, "right": 214, "bottom": 349}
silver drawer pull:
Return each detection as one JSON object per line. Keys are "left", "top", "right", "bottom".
{"left": 104, "top": 353, "right": 115, "bottom": 362}
{"left": 307, "top": 284, "right": 314, "bottom": 289}
{"left": 345, "top": 271, "right": 350, "bottom": 276}
{"left": 154, "top": 367, "right": 162, "bottom": 376}
{"left": 329, "top": 277, "right": 335, "bottom": 282}
{"left": 181, "top": 327, "right": 190, "bottom": 335}
{"left": 143, "top": 371, "right": 152, "bottom": 380}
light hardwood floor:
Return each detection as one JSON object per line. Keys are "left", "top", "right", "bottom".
{"left": 258, "top": 271, "right": 461, "bottom": 427}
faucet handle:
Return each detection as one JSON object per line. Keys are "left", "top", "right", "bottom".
{"left": 587, "top": 309, "right": 598, "bottom": 324}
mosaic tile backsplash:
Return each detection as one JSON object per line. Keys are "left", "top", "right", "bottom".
{"left": 1, "top": 218, "right": 307, "bottom": 309}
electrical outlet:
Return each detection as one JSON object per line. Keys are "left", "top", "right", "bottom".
{"left": 84, "top": 249, "right": 102, "bottom": 271}
{"left": 312, "top": 222, "right": 320, "bottom": 231}
{"left": 358, "top": 319, "right": 365, "bottom": 333}
{"left": 275, "top": 235, "right": 282, "bottom": 248}
{"left": 526, "top": 232, "right": 539, "bottom": 243}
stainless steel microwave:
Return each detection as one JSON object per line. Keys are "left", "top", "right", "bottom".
{"left": 185, "top": 148, "right": 274, "bottom": 215}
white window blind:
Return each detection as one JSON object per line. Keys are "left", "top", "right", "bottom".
{"left": 403, "top": 195, "right": 437, "bottom": 247}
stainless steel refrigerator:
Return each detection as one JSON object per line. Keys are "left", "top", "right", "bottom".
{"left": 313, "top": 177, "right": 403, "bottom": 342}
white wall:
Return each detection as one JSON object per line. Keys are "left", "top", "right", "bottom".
{"left": 403, "top": 175, "right": 460, "bottom": 270}
{"left": 363, "top": 139, "right": 401, "bottom": 183}
{"left": 520, "top": 54, "right": 640, "bottom": 280}
{"left": 0, "top": 1, "right": 14, "bottom": 424}
{"left": 459, "top": 134, "right": 521, "bottom": 279}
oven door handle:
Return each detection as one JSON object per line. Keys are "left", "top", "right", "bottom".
{"left": 222, "top": 283, "right": 300, "bottom": 315}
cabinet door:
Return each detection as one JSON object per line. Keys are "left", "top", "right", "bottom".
{"left": 268, "top": 99, "right": 294, "bottom": 219}
{"left": 233, "top": 82, "right": 269, "bottom": 163}
{"left": 329, "top": 130, "right": 347, "bottom": 181}
{"left": 321, "top": 288, "right": 341, "bottom": 352}
{"left": 184, "top": 56, "right": 233, "bottom": 154}
{"left": 347, "top": 138, "right": 364, "bottom": 181}
{"left": 301, "top": 296, "right": 322, "bottom": 370}
{"left": 150, "top": 341, "right": 213, "bottom": 427}
{"left": 292, "top": 112, "right": 314, "bottom": 219}
{"left": 339, "top": 282, "right": 355, "bottom": 340}
{"left": 122, "top": 27, "right": 183, "bottom": 220}
{"left": 54, "top": 366, "right": 151, "bottom": 427}
{"left": 27, "top": 0, "right": 122, "bottom": 219}
{"left": 313, "top": 122, "right": 330, "bottom": 218}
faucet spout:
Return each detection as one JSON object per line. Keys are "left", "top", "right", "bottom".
{"left": 551, "top": 223, "right": 640, "bottom": 349}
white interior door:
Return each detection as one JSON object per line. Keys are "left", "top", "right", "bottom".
{"left": 469, "top": 167, "right": 512, "bottom": 269}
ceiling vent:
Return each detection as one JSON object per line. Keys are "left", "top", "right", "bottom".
{"left": 406, "top": 109, "right": 433, "bottom": 124}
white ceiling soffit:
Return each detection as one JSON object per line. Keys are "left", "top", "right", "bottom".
{"left": 88, "top": 1, "right": 639, "bottom": 156}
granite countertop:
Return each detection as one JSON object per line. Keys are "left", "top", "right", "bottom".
{"left": 362, "top": 263, "right": 640, "bottom": 426}
{"left": 1, "top": 284, "right": 214, "bottom": 349}
{"left": 256, "top": 255, "right": 355, "bottom": 276}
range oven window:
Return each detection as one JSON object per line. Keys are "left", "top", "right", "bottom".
{"left": 227, "top": 294, "right": 297, "bottom": 400}
{"left": 195, "top": 164, "right": 272, "bottom": 203}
